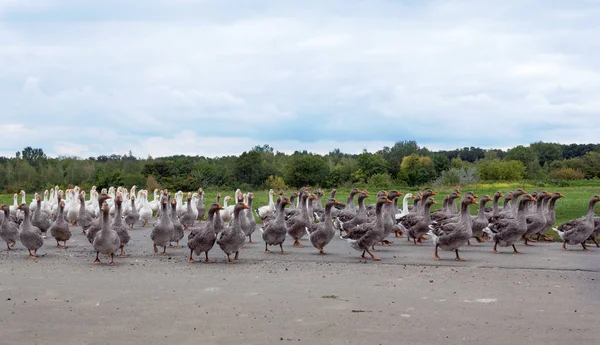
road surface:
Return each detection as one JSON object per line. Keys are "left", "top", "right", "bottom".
{"left": 0, "top": 222, "right": 598, "bottom": 344}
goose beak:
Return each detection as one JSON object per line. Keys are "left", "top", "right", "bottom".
{"left": 431, "top": 191, "right": 437, "bottom": 195}
{"left": 243, "top": 204, "right": 249, "bottom": 209}
{"left": 471, "top": 199, "right": 478, "bottom": 204}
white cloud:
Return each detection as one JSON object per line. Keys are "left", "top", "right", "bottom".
{"left": 0, "top": 0, "right": 599, "bottom": 158}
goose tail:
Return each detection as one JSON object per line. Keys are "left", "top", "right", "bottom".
{"left": 551, "top": 227, "right": 565, "bottom": 240}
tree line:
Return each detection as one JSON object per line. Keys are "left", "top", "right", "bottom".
{"left": 0, "top": 141, "right": 599, "bottom": 193}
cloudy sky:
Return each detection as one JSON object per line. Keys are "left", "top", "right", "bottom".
{"left": 1, "top": 0, "right": 599, "bottom": 158}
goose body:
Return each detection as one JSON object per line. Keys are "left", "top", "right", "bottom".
{"left": 93, "top": 202, "right": 121, "bottom": 265}
{"left": 151, "top": 196, "right": 174, "bottom": 255}
{"left": 50, "top": 200, "right": 71, "bottom": 248}
{"left": 188, "top": 203, "right": 221, "bottom": 262}
{"left": 0, "top": 205, "right": 19, "bottom": 250}
{"left": 217, "top": 202, "right": 248, "bottom": 263}
{"left": 17, "top": 204, "right": 44, "bottom": 258}
{"left": 552, "top": 195, "right": 600, "bottom": 250}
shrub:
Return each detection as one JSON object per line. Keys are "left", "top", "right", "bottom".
{"left": 367, "top": 173, "right": 393, "bottom": 188}
{"left": 265, "top": 175, "right": 288, "bottom": 191}
{"left": 477, "top": 159, "right": 526, "bottom": 181}
{"left": 433, "top": 167, "right": 479, "bottom": 186}
{"left": 551, "top": 168, "right": 584, "bottom": 180}
{"left": 146, "top": 175, "right": 161, "bottom": 191}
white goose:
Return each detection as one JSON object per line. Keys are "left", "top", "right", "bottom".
{"left": 67, "top": 186, "right": 80, "bottom": 225}
{"left": 395, "top": 193, "right": 414, "bottom": 220}
{"left": 148, "top": 189, "right": 160, "bottom": 214}
{"left": 256, "top": 189, "right": 276, "bottom": 219}
{"left": 86, "top": 190, "right": 98, "bottom": 214}
{"left": 139, "top": 190, "right": 153, "bottom": 227}
{"left": 175, "top": 191, "right": 185, "bottom": 217}
{"left": 86, "top": 186, "right": 97, "bottom": 207}
{"left": 9, "top": 193, "right": 19, "bottom": 217}
{"left": 17, "top": 190, "right": 27, "bottom": 222}
{"left": 41, "top": 190, "right": 52, "bottom": 218}
{"left": 220, "top": 196, "right": 234, "bottom": 221}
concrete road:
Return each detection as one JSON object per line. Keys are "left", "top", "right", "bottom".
{"left": 0, "top": 221, "right": 598, "bottom": 345}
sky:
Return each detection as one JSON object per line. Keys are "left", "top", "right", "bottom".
{"left": 1, "top": 0, "right": 599, "bottom": 158}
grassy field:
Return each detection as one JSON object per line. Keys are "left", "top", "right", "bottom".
{"left": 2, "top": 182, "right": 599, "bottom": 240}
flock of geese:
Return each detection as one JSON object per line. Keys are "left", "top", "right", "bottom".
{"left": 0, "top": 185, "right": 599, "bottom": 265}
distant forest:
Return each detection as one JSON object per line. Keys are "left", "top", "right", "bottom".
{"left": 1, "top": 141, "right": 599, "bottom": 193}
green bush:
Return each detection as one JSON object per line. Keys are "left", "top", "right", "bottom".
{"left": 477, "top": 159, "right": 526, "bottom": 180}
{"left": 265, "top": 175, "right": 288, "bottom": 191}
{"left": 551, "top": 168, "right": 584, "bottom": 180}
{"left": 367, "top": 173, "right": 392, "bottom": 188}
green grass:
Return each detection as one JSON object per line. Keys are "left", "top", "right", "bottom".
{"left": 2, "top": 183, "right": 598, "bottom": 240}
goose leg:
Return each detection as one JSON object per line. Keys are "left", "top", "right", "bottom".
{"left": 562, "top": 241, "right": 568, "bottom": 251}
{"left": 581, "top": 242, "right": 590, "bottom": 251}
{"left": 153, "top": 244, "right": 158, "bottom": 253}
{"left": 10, "top": 241, "right": 16, "bottom": 248}
{"left": 318, "top": 247, "right": 327, "bottom": 255}
{"left": 467, "top": 240, "right": 476, "bottom": 246}
{"left": 64, "top": 241, "right": 68, "bottom": 248}
{"left": 234, "top": 251, "right": 239, "bottom": 261}
{"left": 592, "top": 238, "right": 600, "bottom": 248}
{"left": 204, "top": 252, "right": 214, "bottom": 263}
{"left": 93, "top": 252, "right": 101, "bottom": 264}
{"left": 523, "top": 237, "right": 534, "bottom": 246}
{"left": 264, "top": 243, "right": 271, "bottom": 253}
{"left": 248, "top": 234, "right": 256, "bottom": 244}
{"left": 371, "top": 245, "right": 379, "bottom": 252}
{"left": 28, "top": 249, "right": 35, "bottom": 259}
{"left": 455, "top": 249, "right": 466, "bottom": 261}
{"left": 109, "top": 253, "right": 115, "bottom": 265}
{"left": 434, "top": 244, "right": 440, "bottom": 260}
{"left": 365, "top": 248, "right": 381, "bottom": 261}
{"left": 188, "top": 249, "right": 195, "bottom": 262}
{"left": 360, "top": 250, "right": 366, "bottom": 259}
{"left": 119, "top": 246, "right": 127, "bottom": 258}
{"left": 475, "top": 236, "right": 484, "bottom": 243}
{"left": 382, "top": 240, "right": 393, "bottom": 246}
{"left": 227, "top": 254, "right": 233, "bottom": 264}
{"left": 279, "top": 244, "right": 286, "bottom": 255}
{"left": 293, "top": 239, "right": 304, "bottom": 248}
{"left": 512, "top": 244, "right": 522, "bottom": 254}
{"left": 493, "top": 241, "right": 500, "bottom": 253}
{"left": 161, "top": 246, "right": 167, "bottom": 256}
{"left": 7, "top": 243, "right": 11, "bottom": 251}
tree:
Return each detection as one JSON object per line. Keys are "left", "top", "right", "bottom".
{"left": 353, "top": 151, "right": 388, "bottom": 182}
{"left": 378, "top": 140, "right": 424, "bottom": 177}
{"left": 431, "top": 153, "right": 450, "bottom": 175}
{"left": 284, "top": 153, "right": 329, "bottom": 188}
{"left": 397, "top": 154, "right": 436, "bottom": 186}
{"left": 581, "top": 151, "right": 600, "bottom": 178}
{"left": 530, "top": 142, "right": 563, "bottom": 167}
{"left": 477, "top": 159, "right": 526, "bottom": 181}
{"left": 235, "top": 150, "right": 268, "bottom": 186}
{"left": 20, "top": 147, "right": 46, "bottom": 169}
{"left": 504, "top": 145, "right": 540, "bottom": 178}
